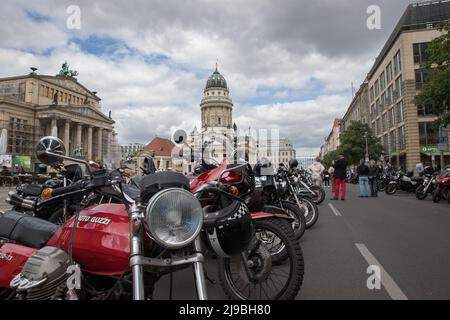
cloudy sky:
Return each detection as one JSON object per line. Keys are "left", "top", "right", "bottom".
{"left": 0, "top": 0, "right": 416, "bottom": 156}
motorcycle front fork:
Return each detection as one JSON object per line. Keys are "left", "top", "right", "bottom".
{"left": 129, "top": 202, "right": 208, "bottom": 300}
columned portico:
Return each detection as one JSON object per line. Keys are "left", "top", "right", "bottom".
{"left": 97, "top": 128, "right": 103, "bottom": 161}
{"left": 64, "top": 121, "right": 71, "bottom": 156}
{"left": 87, "top": 126, "right": 93, "bottom": 160}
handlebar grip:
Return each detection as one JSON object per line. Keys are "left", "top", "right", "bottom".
{"left": 51, "top": 182, "right": 82, "bottom": 197}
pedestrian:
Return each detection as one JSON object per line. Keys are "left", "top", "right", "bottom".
{"left": 308, "top": 157, "right": 325, "bottom": 187}
{"left": 323, "top": 169, "right": 330, "bottom": 187}
{"left": 142, "top": 150, "right": 157, "bottom": 175}
{"left": 329, "top": 161, "right": 336, "bottom": 192}
{"left": 368, "top": 160, "right": 379, "bottom": 197}
{"left": 331, "top": 155, "right": 348, "bottom": 201}
{"left": 416, "top": 161, "right": 424, "bottom": 176}
{"left": 357, "top": 159, "right": 370, "bottom": 197}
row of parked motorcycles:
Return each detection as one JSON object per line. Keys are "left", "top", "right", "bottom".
{"left": 0, "top": 137, "right": 325, "bottom": 300}
{"left": 349, "top": 166, "right": 450, "bottom": 203}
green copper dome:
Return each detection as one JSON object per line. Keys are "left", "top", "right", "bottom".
{"left": 205, "top": 69, "right": 228, "bottom": 89}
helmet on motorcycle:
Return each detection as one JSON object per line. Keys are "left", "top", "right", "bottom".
{"left": 289, "top": 159, "right": 299, "bottom": 169}
{"left": 202, "top": 201, "right": 254, "bottom": 257}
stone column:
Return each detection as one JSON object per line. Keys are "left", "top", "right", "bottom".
{"left": 105, "top": 130, "right": 111, "bottom": 159}
{"left": 64, "top": 121, "right": 70, "bottom": 155}
{"left": 51, "top": 119, "right": 58, "bottom": 137}
{"left": 87, "top": 126, "right": 93, "bottom": 160}
{"left": 97, "top": 128, "right": 103, "bottom": 161}
{"left": 76, "top": 124, "right": 82, "bottom": 149}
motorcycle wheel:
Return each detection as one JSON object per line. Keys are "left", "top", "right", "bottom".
{"left": 281, "top": 201, "right": 306, "bottom": 240}
{"left": 309, "top": 186, "right": 325, "bottom": 205}
{"left": 298, "top": 198, "right": 319, "bottom": 229}
{"left": 432, "top": 189, "right": 441, "bottom": 203}
{"left": 447, "top": 190, "right": 450, "bottom": 204}
{"left": 415, "top": 185, "right": 427, "bottom": 200}
{"left": 218, "top": 218, "right": 304, "bottom": 300}
{"left": 385, "top": 183, "right": 398, "bottom": 195}
{"left": 377, "top": 181, "right": 386, "bottom": 192}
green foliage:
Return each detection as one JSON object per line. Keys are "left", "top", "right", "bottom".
{"left": 414, "top": 20, "right": 450, "bottom": 125}
{"left": 322, "top": 150, "right": 338, "bottom": 168}
{"left": 331, "top": 121, "right": 383, "bottom": 165}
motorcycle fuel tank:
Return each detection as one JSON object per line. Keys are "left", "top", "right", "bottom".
{"left": 0, "top": 243, "right": 37, "bottom": 288}
{"left": 47, "top": 204, "right": 131, "bottom": 276}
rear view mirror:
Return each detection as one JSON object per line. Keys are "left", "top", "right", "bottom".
{"left": 35, "top": 136, "right": 66, "bottom": 167}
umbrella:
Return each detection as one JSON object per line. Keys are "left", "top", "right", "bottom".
{"left": 0, "top": 129, "right": 8, "bottom": 155}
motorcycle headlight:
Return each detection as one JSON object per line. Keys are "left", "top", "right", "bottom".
{"left": 145, "top": 188, "right": 203, "bottom": 249}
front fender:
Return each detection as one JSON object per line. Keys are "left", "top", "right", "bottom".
{"left": 251, "top": 210, "right": 294, "bottom": 222}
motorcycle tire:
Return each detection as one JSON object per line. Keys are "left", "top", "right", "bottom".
{"left": 281, "top": 201, "right": 306, "bottom": 240}
{"left": 447, "top": 190, "right": 450, "bottom": 205}
{"left": 217, "top": 218, "right": 304, "bottom": 300}
{"left": 385, "top": 183, "right": 398, "bottom": 195}
{"left": 309, "top": 186, "right": 325, "bottom": 205}
{"left": 415, "top": 185, "right": 427, "bottom": 200}
{"left": 432, "top": 189, "right": 441, "bottom": 203}
{"left": 298, "top": 198, "right": 319, "bottom": 229}
{"left": 377, "top": 181, "right": 386, "bottom": 192}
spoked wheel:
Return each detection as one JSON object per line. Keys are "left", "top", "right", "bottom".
{"left": 385, "top": 183, "right": 398, "bottom": 195}
{"left": 281, "top": 201, "right": 306, "bottom": 239}
{"left": 432, "top": 189, "right": 441, "bottom": 203}
{"left": 296, "top": 198, "right": 318, "bottom": 229}
{"left": 218, "top": 218, "right": 304, "bottom": 300}
{"left": 415, "top": 185, "right": 427, "bottom": 200}
{"left": 309, "top": 186, "right": 325, "bottom": 205}
{"left": 377, "top": 181, "right": 386, "bottom": 192}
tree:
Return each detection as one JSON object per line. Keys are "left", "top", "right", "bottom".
{"left": 322, "top": 150, "right": 338, "bottom": 168}
{"left": 414, "top": 21, "right": 450, "bottom": 125}
{"left": 338, "top": 121, "right": 383, "bottom": 165}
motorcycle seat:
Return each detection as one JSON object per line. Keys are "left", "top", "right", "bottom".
{"left": 21, "top": 184, "right": 44, "bottom": 197}
{"left": 0, "top": 211, "right": 58, "bottom": 249}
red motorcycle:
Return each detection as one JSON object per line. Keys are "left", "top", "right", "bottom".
{"left": 190, "top": 160, "right": 304, "bottom": 300}
{"left": 432, "top": 167, "right": 450, "bottom": 204}
{"left": 1, "top": 137, "right": 210, "bottom": 300}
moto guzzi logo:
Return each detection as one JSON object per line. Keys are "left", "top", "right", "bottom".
{"left": 0, "top": 253, "right": 13, "bottom": 261}
{"left": 78, "top": 216, "right": 111, "bottom": 225}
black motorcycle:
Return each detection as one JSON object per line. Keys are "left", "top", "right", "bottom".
{"left": 415, "top": 173, "right": 437, "bottom": 200}
{"left": 385, "top": 171, "right": 423, "bottom": 195}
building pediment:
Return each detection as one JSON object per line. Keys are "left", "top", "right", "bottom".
{"left": 39, "top": 76, "right": 100, "bottom": 101}
{"left": 37, "top": 105, "right": 114, "bottom": 125}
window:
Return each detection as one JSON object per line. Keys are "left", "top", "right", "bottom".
{"left": 370, "top": 86, "right": 374, "bottom": 102}
{"left": 389, "top": 108, "right": 395, "bottom": 128}
{"left": 394, "top": 50, "right": 402, "bottom": 75}
{"left": 377, "top": 118, "right": 381, "bottom": 136}
{"left": 390, "top": 130, "right": 396, "bottom": 152}
{"left": 386, "top": 62, "right": 393, "bottom": 83}
{"left": 374, "top": 80, "right": 380, "bottom": 97}
{"left": 419, "top": 122, "right": 439, "bottom": 146}
{"left": 218, "top": 117, "right": 222, "bottom": 125}
{"left": 397, "top": 101, "right": 404, "bottom": 123}
{"left": 415, "top": 69, "right": 430, "bottom": 90}
{"left": 382, "top": 113, "right": 387, "bottom": 132}
{"left": 380, "top": 71, "right": 386, "bottom": 91}
{"left": 387, "top": 85, "right": 393, "bottom": 106}
{"left": 398, "top": 126, "right": 406, "bottom": 149}
{"left": 375, "top": 99, "right": 380, "bottom": 116}
{"left": 381, "top": 92, "right": 386, "bottom": 111}
{"left": 413, "top": 42, "right": 430, "bottom": 65}
{"left": 395, "top": 76, "right": 402, "bottom": 97}
{"left": 417, "top": 104, "right": 434, "bottom": 116}
{"left": 383, "top": 135, "right": 388, "bottom": 152}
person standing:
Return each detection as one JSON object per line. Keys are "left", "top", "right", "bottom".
{"left": 308, "top": 157, "right": 325, "bottom": 187}
{"left": 332, "top": 155, "right": 348, "bottom": 200}
{"left": 329, "top": 161, "right": 336, "bottom": 192}
{"left": 357, "top": 159, "right": 370, "bottom": 197}
{"left": 142, "top": 150, "right": 157, "bottom": 175}
{"left": 368, "top": 160, "right": 379, "bottom": 197}
{"left": 323, "top": 169, "right": 330, "bottom": 187}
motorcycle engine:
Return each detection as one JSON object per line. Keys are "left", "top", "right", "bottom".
{"left": 10, "top": 246, "right": 70, "bottom": 300}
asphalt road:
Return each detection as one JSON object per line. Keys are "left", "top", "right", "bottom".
{"left": 151, "top": 184, "right": 450, "bottom": 300}
{"left": 1, "top": 185, "right": 449, "bottom": 300}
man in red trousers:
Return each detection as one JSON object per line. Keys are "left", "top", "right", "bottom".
{"left": 331, "top": 154, "right": 348, "bottom": 201}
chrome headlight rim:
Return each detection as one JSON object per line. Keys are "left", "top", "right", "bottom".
{"left": 145, "top": 188, "right": 203, "bottom": 249}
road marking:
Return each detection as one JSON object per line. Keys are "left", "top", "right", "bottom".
{"left": 328, "top": 203, "right": 342, "bottom": 216}
{"left": 355, "top": 243, "right": 408, "bottom": 300}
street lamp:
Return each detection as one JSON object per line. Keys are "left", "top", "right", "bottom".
{"left": 364, "top": 131, "right": 369, "bottom": 163}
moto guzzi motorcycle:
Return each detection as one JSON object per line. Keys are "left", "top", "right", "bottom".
{"left": 190, "top": 160, "right": 304, "bottom": 300}
{"left": 432, "top": 168, "right": 450, "bottom": 204}
{"left": 1, "top": 136, "right": 210, "bottom": 300}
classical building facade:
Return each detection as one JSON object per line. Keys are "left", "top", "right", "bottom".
{"left": 121, "top": 143, "right": 144, "bottom": 161}
{"left": 340, "top": 81, "right": 370, "bottom": 132}
{"left": 334, "top": 1, "right": 450, "bottom": 170}
{"left": 256, "top": 138, "right": 296, "bottom": 167}
{"left": 319, "top": 118, "right": 341, "bottom": 159}
{"left": 0, "top": 63, "right": 116, "bottom": 171}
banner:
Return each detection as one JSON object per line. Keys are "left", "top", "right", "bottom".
{"left": 0, "top": 154, "right": 12, "bottom": 168}
{"left": 15, "top": 155, "right": 31, "bottom": 170}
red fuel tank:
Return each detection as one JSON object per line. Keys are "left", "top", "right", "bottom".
{"left": 0, "top": 243, "right": 37, "bottom": 288}
{"left": 47, "top": 204, "right": 131, "bottom": 276}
